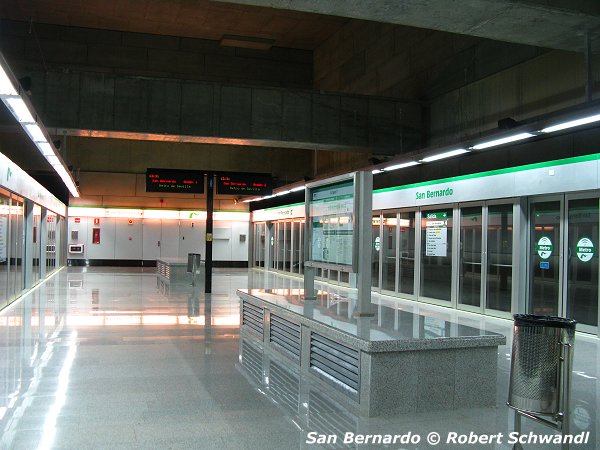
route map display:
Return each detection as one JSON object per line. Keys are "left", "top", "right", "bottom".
{"left": 309, "top": 180, "right": 354, "bottom": 266}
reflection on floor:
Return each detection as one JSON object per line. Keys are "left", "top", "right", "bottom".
{"left": 0, "top": 267, "right": 597, "bottom": 449}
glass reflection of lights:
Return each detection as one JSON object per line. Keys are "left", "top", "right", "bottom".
{"left": 37, "top": 331, "right": 78, "bottom": 450}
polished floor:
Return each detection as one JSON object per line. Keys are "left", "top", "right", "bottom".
{"left": 0, "top": 267, "right": 598, "bottom": 449}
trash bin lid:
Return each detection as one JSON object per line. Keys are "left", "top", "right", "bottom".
{"left": 513, "top": 314, "right": 577, "bottom": 330}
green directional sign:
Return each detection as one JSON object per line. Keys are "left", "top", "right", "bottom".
{"left": 425, "top": 212, "right": 447, "bottom": 220}
{"left": 576, "top": 237, "right": 595, "bottom": 262}
{"left": 536, "top": 236, "right": 553, "bottom": 259}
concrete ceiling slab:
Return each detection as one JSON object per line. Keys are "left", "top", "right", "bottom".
{"left": 0, "top": 0, "right": 348, "bottom": 50}
{"left": 216, "top": 0, "right": 600, "bottom": 51}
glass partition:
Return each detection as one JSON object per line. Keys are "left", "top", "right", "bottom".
{"left": 381, "top": 213, "right": 397, "bottom": 292}
{"left": 46, "top": 212, "right": 57, "bottom": 273}
{"left": 32, "top": 204, "right": 41, "bottom": 285}
{"left": 420, "top": 208, "right": 453, "bottom": 301}
{"left": 398, "top": 211, "right": 416, "bottom": 295}
{"left": 486, "top": 204, "right": 513, "bottom": 312}
{"left": 459, "top": 206, "right": 482, "bottom": 308}
{"left": 529, "top": 201, "right": 561, "bottom": 316}
{"left": 566, "top": 197, "right": 598, "bottom": 327}
{"left": 9, "top": 195, "right": 24, "bottom": 300}
{"left": 0, "top": 189, "right": 10, "bottom": 308}
{"left": 371, "top": 214, "right": 380, "bottom": 288}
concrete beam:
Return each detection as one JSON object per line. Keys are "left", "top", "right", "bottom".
{"left": 23, "top": 68, "right": 422, "bottom": 156}
{"left": 218, "top": 0, "right": 600, "bottom": 51}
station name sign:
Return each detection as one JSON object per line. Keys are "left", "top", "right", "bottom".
{"left": 146, "top": 169, "right": 204, "bottom": 194}
{"left": 216, "top": 172, "right": 272, "bottom": 196}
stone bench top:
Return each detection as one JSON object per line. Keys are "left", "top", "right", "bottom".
{"left": 238, "top": 288, "right": 506, "bottom": 352}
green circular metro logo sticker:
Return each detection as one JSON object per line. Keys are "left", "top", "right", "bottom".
{"left": 537, "top": 236, "right": 553, "bottom": 259}
{"left": 576, "top": 237, "right": 594, "bottom": 262}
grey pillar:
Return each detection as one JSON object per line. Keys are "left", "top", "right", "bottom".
{"left": 355, "top": 170, "right": 373, "bottom": 316}
{"left": 23, "top": 200, "right": 34, "bottom": 289}
{"left": 303, "top": 190, "right": 316, "bottom": 301}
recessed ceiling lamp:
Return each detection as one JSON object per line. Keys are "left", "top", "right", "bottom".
{"left": 220, "top": 35, "right": 275, "bottom": 50}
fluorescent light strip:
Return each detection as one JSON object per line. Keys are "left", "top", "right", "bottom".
{"left": 290, "top": 186, "right": 305, "bottom": 192}
{"left": 47, "top": 155, "right": 60, "bottom": 165}
{"left": 24, "top": 123, "right": 46, "bottom": 142}
{"left": 275, "top": 190, "right": 290, "bottom": 196}
{"left": 541, "top": 113, "right": 600, "bottom": 133}
{"left": 420, "top": 148, "right": 469, "bottom": 163}
{"left": 372, "top": 169, "right": 384, "bottom": 174}
{"left": 37, "top": 142, "right": 56, "bottom": 156}
{"left": 384, "top": 161, "right": 420, "bottom": 171}
{"left": 0, "top": 65, "right": 17, "bottom": 96}
{"left": 5, "top": 97, "right": 35, "bottom": 123}
{"left": 472, "top": 132, "right": 534, "bottom": 150}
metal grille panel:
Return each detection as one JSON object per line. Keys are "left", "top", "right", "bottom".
{"left": 310, "top": 333, "right": 359, "bottom": 397}
{"left": 241, "top": 340, "right": 263, "bottom": 384}
{"left": 242, "top": 301, "right": 264, "bottom": 336}
{"left": 270, "top": 315, "right": 301, "bottom": 361}
{"left": 269, "top": 360, "right": 300, "bottom": 414}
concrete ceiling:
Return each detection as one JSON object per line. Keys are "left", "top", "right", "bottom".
{"left": 216, "top": 0, "right": 600, "bottom": 52}
{"left": 0, "top": 0, "right": 347, "bottom": 50}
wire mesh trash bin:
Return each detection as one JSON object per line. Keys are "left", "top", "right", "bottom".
{"left": 507, "top": 314, "right": 576, "bottom": 449}
{"left": 187, "top": 253, "right": 203, "bottom": 286}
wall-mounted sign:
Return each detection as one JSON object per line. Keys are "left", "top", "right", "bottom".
{"left": 374, "top": 236, "right": 381, "bottom": 251}
{"left": 425, "top": 212, "right": 448, "bottom": 257}
{"left": 216, "top": 173, "right": 272, "bottom": 196}
{"left": 74, "top": 217, "right": 80, "bottom": 223}
{"left": 537, "top": 236, "right": 553, "bottom": 259}
{"left": 146, "top": 168, "right": 204, "bottom": 194}
{"left": 576, "top": 237, "right": 595, "bottom": 262}
{"left": 309, "top": 180, "right": 354, "bottom": 266}
{"left": 94, "top": 218, "right": 100, "bottom": 225}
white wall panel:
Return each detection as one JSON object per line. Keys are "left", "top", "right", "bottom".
{"left": 160, "top": 220, "right": 180, "bottom": 257}
{"left": 67, "top": 216, "right": 88, "bottom": 259}
{"left": 142, "top": 219, "right": 161, "bottom": 260}
{"left": 231, "top": 221, "right": 250, "bottom": 261}
{"left": 179, "top": 220, "right": 205, "bottom": 259}
{"left": 86, "top": 218, "right": 116, "bottom": 259}
{"left": 115, "top": 218, "right": 143, "bottom": 259}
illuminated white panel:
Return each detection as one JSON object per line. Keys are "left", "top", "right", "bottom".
{"left": 143, "top": 209, "right": 181, "bottom": 220}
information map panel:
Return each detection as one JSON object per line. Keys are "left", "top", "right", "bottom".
{"left": 309, "top": 180, "right": 354, "bottom": 266}
{"left": 146, "top": 169, "right": 204, "bottom": 194}
{"left": 217, "top": 173, "right": 272, "bottom": 196}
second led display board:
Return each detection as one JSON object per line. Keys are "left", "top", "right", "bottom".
{"left": 217, "top": 173, "right": 272, "bottom": 196}
{"left": 146, "top": 169, "right": 204, "bottom": 194}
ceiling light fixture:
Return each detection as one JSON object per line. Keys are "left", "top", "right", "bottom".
{"left": 541, "top": 113, "right": 600, "bottom": 133}
{"left": 24, "top": 123, "right": 46, "bottom": 142}
{"left": 420, "top": 148, "right": 469, "bottom": 163}
{"left": 383, "top": 161, "right": 420, "bottom": 171}
{"left": 290, "top": 186, "right": 305, "bottom": 192}
{"left": 471, "top": 132, "right": 534, "bottom": 150}
{"left": 5, "top": 97, "right": 35, "bottom": 123}
{"left": 0, "top": 65, "right": 17, "bottom": 96}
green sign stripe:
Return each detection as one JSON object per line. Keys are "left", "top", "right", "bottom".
{"left": 259, "top": 153, "right": 600, "bottom": 212}
{"left": 374, "top": 153, "right": 600, "bottom": 194}
{"left": 263, "top": 202, "right": 304, "bottom": 211}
